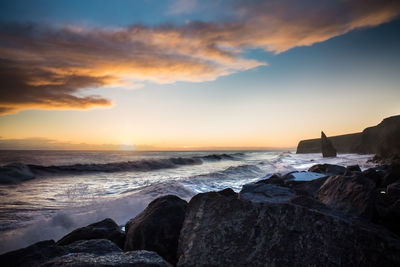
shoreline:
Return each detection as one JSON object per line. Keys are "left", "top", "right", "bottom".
{"left": 1, "top": 158, "right": 399, "bottom": 266}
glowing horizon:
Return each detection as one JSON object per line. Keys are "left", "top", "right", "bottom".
{"left": 0, "top": 0, "right": 400, "bottom": 150}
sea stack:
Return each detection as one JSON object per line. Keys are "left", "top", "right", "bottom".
{"left": 321, "top": 131, "right": 337, "bottom": 157}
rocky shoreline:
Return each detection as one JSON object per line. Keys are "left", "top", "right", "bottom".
{"left": 1, "top": 160, "right": 400, "bottom": 266}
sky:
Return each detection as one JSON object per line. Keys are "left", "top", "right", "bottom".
{"left": 0, "top": 0, "right": 399, "bottom": 150}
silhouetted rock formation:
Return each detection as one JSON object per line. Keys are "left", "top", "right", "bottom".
{"left": 124, "top": 195, "right": 187, "bottom": 265}
{"left": 56, "top": 218, "right": 125, "bottom": 249}
{"left": 177, "top": 191, "right": 400, "bottom": 266}
{"left": 296, "top": 115, "right": 400, "bottom": 159}
{"left": 321, "top": 131, "right": 337, "bottom": 157}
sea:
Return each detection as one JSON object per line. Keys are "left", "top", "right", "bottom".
{"left": 0, "top": 150, "right": 376, "bottom": 253}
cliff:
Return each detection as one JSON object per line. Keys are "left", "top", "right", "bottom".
{"left": 296, "top": 115, "right": 400, "bottom": 158}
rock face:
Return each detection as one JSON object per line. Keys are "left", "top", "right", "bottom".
{"left": 0, "top": 239, "right": 125, "bottom": 267}
{"left": 318, "top": 174, "right": 376, "bottom": 219}
{"left": 124, "top": 195, "right": 187, "bottom": 265}
{"left": 65, "top": 239, "right": 122, "bottom": 255}
{"left": 296, "top": 115, "right": 400, "bottom": 159}
{"left": 39, "top": 250, "right": 172, "bottom": 267}
{"left": 0, "top": 240, "right": 67, "bottom": 267}
{"left": 56, "top": 218, "right": 125, "bottom": 249}
{"left": 239, "top": 183, "right": 295, "bottom": 203}
{"left": 308, "top": 164, "right": 347, "bottom": 176}
{"left": 177, "top": 192, "right": 400, "bottom": 266}
{"left": 321, "top": 131, "right": 337, "bottom": 157}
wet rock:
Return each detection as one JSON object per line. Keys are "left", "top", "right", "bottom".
{"left": 0, "top": 240, "right": 67, "bottom": 267}
{"left": 283, "top": 171, "right": 326, "bottom": 181}
{"left": 178, "top": 192, "right": 400, "bottom": 267}
{"left": 387, "top": 182, "right": 400, "bottom": 203}
{"left": 318, "top": 174, "right": 376, "bottom": 219}
{"left": 284, "top": 176, "right": 328, "bottom": 198}
{"left": 217, "top": 188, "right": 237, "bottom": 197}
{"left": 65, "top": 239, "right": 122, "bottom": 255}
{"left": 255, "top": 174, "right": 284, "bottom": 185}
{"left": 124, "top": 195, "right": 187, "bottom": 265}
{"left": 363, "top": 168, "right": 384, "bottom": 187}
{"left": 347, "top": 165, "right": 361, "bottom": 172}
{"left": 321, "top": 131, "right": 337, "bottom": 157}
{"left": 381, "top": 164, "right": 400, "bottom": 187}
{"left": 56, "top": 218, "right": 125, "bottom": 249}
{"left": 308, "top": 163, "right": 347, "bottom": 176}
{"left": 239, "top": 183, "right": 295, "bottom": 203}
{"left": 39, "top": 250, "right": 172, "bottom": 267}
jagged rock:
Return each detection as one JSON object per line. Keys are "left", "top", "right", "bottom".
{"left": 346, "top": 165, "right": 362, "bottom": 173}
{"left": 64, "top": 239, "right": 122, "bottom": 255}
{"left": 363, "top": 168, "right": 384, "bottom": 186}
{"left": 39, "top": 250, "right": 172, "bottom": 267}
{"left": 297, "top": 115, "right": 400, "bottom": 159}
{"left": 318, "top": 174, "right": 376, "bottom": 219}
{"left": 321, "top": 131, "right": 337, "bottom": 157}
{"left": 284, "top": 176, "right": 328, "bottom": 198}
{"left": 255, "top": 174, "right": 284, "bottom": 185}
{"left": 0, "top": 240, "right": 67, "bottom": 267}
{"left": 387, "top": 182, "right": 400, "bottom": 203}
{"left": 56, "top": 218, "right": 125, "bottom": 249}
{"left": 124, "top": 195, "right": 187, "bottom": 265}
{"left": 308, "top": 164, "right": 346, "bottom": 176}
{"left": 239, "top": 183, "right": 295, "bottom": 203}
{"left": 177, "top": 192, "right": 400, "bottom": 266}
{"left": 217, "top": 188, "right": 237, "bottom": 197}
{"left": 381, "top": 164, "right": 400, "bottom": 187}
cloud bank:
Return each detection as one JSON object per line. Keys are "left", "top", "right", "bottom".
{"left": 0, "top": 0, "right": 399, "bottom": 114}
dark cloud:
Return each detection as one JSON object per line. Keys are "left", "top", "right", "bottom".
{"left": 0, "top": 0, "right": 399, "bottom": 114}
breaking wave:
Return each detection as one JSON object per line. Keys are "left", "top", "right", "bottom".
{"left": 0, "top": 153, "right": 241, "bottom": 183}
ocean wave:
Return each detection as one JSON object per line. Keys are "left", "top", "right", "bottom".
{"left": 0, "top": 153, "right": 241, "bottom": 182}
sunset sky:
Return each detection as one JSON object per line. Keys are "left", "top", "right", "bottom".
{"left": 0, "top": 0, "right": 400, "bottom": 150}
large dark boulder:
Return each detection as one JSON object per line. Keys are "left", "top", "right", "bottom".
{"left": 239, "top": 183, "right": 295, "bottom": 203}
{"left": 39, "top": 250, "right": 172, "bottom": 267}
{"left": 177, "top": 192, "right": 400, "bottom": 266}
{"left": 318, "top": 174, "right": 376, "bottom": 219}
{"left": 308, "top": 164, "right": 347, "bottom": 176}
{"left": 64, "top": 239, "right": 122, "bottom": 255}
{"left": 0, "top": 240, "right": 67, "bottom": 267}
{"left": 321, "top": 131, "right": 337, "bottom": 157}
{"left": 56, "top": 218, "right": 125, "bottom": 249}
{"left": 124, "top": 195, "right": 187, "bottom": 265}
{"left": 283, "top": 176, "right": 328, "bottom": 198}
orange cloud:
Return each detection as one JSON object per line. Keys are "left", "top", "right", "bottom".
{"left": 0, "top": 0, "right": 399, "bottom": 114}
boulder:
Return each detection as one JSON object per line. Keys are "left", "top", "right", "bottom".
{"left": 64, "top": 239, "right": 122, "bottom": 255}
{"left": 308, "top": 164, "right": 347, "bottom": 176}
{"left": 124, "top": 195, "right": 187, "bottom": 265}
{"left": 318, "top": 174, "right": 376, "bottom": 219}
{"left": 283, "top": 171, "right": 326, "bottom": 181}
{"left": 381, "top": 164, "right": 400, "bottom": 187}
{"left": 239, "top": 183, "right": 295, "bottom": 203}
{"left": 177, "top": 192, "right": 400, "bottom": 266}
{"left": 346, "top": 165, "right": 362, "bottom": 174}
{"left": 363, "top": 168, "right": 384, "bottom": 187}
{"left": 56, "top": 218, "right": 125, "bottom": 249}
{"left": 255, "top": 174, "right": 284, "bottom": 185}
{"left": 39, "top": 250, "right": 172, "bottom": 267}
{"left": 217, "top": 188, "right": 237, "bottom": 197}
{"left": 0, "top": 240, "right": 67, "bottom": 267}
{"left": 321, "top": 131, "right": 337, "bottom": 157}
{"left": 284, "top": 176, "right": 328, "bottom": 198}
